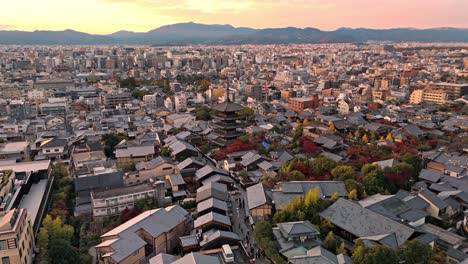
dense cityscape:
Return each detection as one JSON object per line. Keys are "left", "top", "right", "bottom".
{"left": 0, "top": 38, "right": 467, "bottom": 264}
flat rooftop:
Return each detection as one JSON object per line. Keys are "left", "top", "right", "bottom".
{"left": 18, "top": 179, "right": 48, "bottom": 226}
{"left": 92, "top": 183, "right": 154, "bottom": 199}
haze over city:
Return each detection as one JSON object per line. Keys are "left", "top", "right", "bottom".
{"left": 1, "top": 0, "right": 468, "bottom": 34}
{"left": 0, "top": 1, "right": 468, "bottom": 264}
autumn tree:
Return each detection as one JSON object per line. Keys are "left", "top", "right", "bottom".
{"left": 323, "top": 232, "right": 338, "bottom": 254}
{"left": 330, "top": 165, "right": 356, "bottom": 181}
{"left": 41, "top": 215, "right": 74, "bottom": 242}
{"left": 310, "top": 156, "right": 337, "bottom": 176}
{"left": 386, "top": 133, "right": 394, "bottom": 141}
{"left": 349, "top": 189, "right": 358, "bottom": 200}
{"left": 337, "top": 242, "right": 347, "bottom": 255}
{"left": 362, "top": 134, "right": 369, "bottom": 144}
{"left": 362, "top": 169, "right": 389, "bottom": 195}
{"left": 352, "top": 245, "right": 399, "bottom": 264}
{"left": 38, "top": 228, "right": 49, "bottom": 264}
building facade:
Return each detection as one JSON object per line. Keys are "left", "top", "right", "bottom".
{"left": 0, "top": 209, "right": 34, "bottom": 264}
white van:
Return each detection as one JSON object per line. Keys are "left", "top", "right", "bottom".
{"left": 222, "top": 244, "right": 234, "bottom": 263}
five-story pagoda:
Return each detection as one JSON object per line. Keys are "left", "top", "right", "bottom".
{"left": 210, "top": 85, "right": 245, "bottom": 147}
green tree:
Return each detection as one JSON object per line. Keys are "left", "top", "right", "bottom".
{"left": 290, "top": 170, "right": 305, "bottom": 181}
{"left": 331, "top": 165, "right": 356, "bottom": 181}
{"left": 352, "top": 245, "right": 399, "bottom": 264}
{"left": 397, "top": 240, "right": 433, "bottom": 264}
{"left": 293, "top": 125, "right": 304, "bottom": 141}
{"left": 160, "top": 147, "right": 170, "bottom": 157}
{"left": 42, "top": 215, "right": 74, "bottom": 242}
{"left": 48, "top": 239, "right": 81, "bottom": 264}
{"left": 323, "top": 231, "right": 338, "bottom": 254}
{"left": 194, "top": 106, "right": 212, "bottom": 121}
{"left": 311, "top": 156, "right": 337, "bottom": 175}
{"left": 402, "top": 153, "right": 423, "bottom": 176}
{"left": 362, "top": 169, "right": 388, "bottom": 195}
{"left": 254, "top": 221, "right": 286, "bottom": 264}
{"left": 38, "top": 228, "right": 49, "bottom": 263}
{"left": 237, "top": 107, "right": 255, "bottom": 123}
{"left": 361, "top": 164, "right": 378, "bottom": 176}
{"left": 102, "top": 133, "right": 121, "bottom": 158}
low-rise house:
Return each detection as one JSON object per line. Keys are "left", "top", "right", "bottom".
{"left": 272, "top": 181, "right": 348, "bottom": 210}
{"left": 72, "top": 150, "right": 107, "bottom": 173}
{"left": 176, "top": 157, "right": 206, "bottom": 191}
{"left": 373, "top": 158, "right": 400, "bottom": 170}
{"left": 91, "top": 182, "right": 165, "bottom": 219}
{"left": 320, "top": 198, "right": 414, "bottom": 247}
{"left": 246, "top": 183, "right": 273, "bottom": 221}
{"left": 417, "top": 189, "right": 450, "bottom": 219}
{"left": 115, "top": 141, "right": 156, "bottom": 166}
{"left": 35, "top": 138, "right": 68, "bottom": 160}
{"left": 197, "top": 198, "right": 228, "bottom": 216}
{"left": 96, "top": 205, "right": 193, "bottom": 264}
{"left": 0, "top": 141, "right": 30, "bottom": 161}
{"left": 194, "top": 212, "right": 231, "bottom": 231}
{"left": 166, "top": 140, "right": 199, "bottom": 161}
{"left": 194, "top": 165, "right": 229, "bottom": 185}
{"left": 288, "top": 246, "right": 352, "bottom": 264}
{"left": 171, "top": 252, "right": 221, "bottom": 264}
{"left": 166, "top": 173, "right": 187, "bottom": 200}
{"left": 196, "top": 182, "right": 228, "bottom": 203}
{"left": 359, "top": 193, "right": 427, "bottom": 227}
{"left": 199, "top": 229, "right": 240, "bottom": 250}
{"left": 130, "top": 156, "right": 176, "bottom": 185}
{"left": 273, "top": 220, "right": 320, "bottom": 258}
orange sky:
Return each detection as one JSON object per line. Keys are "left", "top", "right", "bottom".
{"left": 1, "top": 0, "right": 467, "bottom": 34}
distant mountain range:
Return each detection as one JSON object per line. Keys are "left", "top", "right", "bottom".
{"left": 1, "top": 22, "right": 468, "bottom": 45}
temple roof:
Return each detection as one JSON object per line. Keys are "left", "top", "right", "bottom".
{"left": 211, "top": 101, "right": 244, "bottom": 112}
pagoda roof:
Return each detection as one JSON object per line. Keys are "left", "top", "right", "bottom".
{"left": 211, "top": 101, "right": 244, "bottom": 112}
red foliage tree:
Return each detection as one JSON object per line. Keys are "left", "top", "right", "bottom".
{"left": 120, "top": 208, "right": 141, "bottom": 224}
{"left": 215, "top": 140, "right": 257, "bottom": 160}
{"left": 347, "top": 147, "right": 361, "bottom": 157}
{"left": 292, "top": 163, "right": 309, "bottom": 175}
{"left": 300, "top": 137, "right": 319, "bottom": 155}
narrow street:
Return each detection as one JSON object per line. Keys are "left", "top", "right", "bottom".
{"left": 229, "top": 182, "right": 269, "bottom": 264}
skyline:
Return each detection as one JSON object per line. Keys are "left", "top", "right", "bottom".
{"left": 0, "top": 0, "right": 467, "bottom": 34}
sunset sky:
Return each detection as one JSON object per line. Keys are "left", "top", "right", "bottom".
{"left": 1, "top": 0, "right": 467, "bottom": 34}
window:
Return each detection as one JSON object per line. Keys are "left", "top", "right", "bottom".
{"left": 162, "top": 167, "right": 172, "bottom": 170}
{"left": 54, "top": 149, "right": 60, "bottom": 152}
{"left": 45, "top": 150, "right": 50, "bottom": 153}
{"left": 0, "top": 240, "right": 6, "bottom": 250}
{"left": 1, "top": 257, "right": 10, "bottom": 264}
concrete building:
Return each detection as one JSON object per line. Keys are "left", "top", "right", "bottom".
{"left": 91, "top": 182, "right": 165, "bottom": 219}
{"left": 100, "top": 92, "right": 131, "bottom": 109}
{"left": 95, "top": 205, "right": 193, "bottom": 264}
{"left": 410, "top": 89, "right": 448, "bottom": 104}
{"left": 0, "top": 209, "right": 34, "bottom": 264}
{"left": 288, "top": 97, "right": 317, "bottom": 113}
{"left": 427, "top": 83, "right": 468, "bottom": 100}
{"left": 174, "top": 93, "right": 187, "bottom": 112}
{"left": 143, "top": 93, "right": 164, "bottom": 109}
